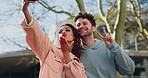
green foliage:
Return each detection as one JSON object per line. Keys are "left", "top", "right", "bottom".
{"left": 94, "top": 15, "right": 104, "bottom": 27}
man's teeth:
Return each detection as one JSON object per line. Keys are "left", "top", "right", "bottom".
{"left": 80, "top": 30, "right": 86, "bottom": 32}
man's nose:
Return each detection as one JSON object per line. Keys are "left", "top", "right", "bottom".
{"left": 79, "top": 24, "right": 85, "bottom": 29}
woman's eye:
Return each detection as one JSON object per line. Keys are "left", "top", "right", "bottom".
{"left": 66, "top": 30, "right": 70, "bottom": 32}
{"left": 59, "top": 31, "right": 62, "bottom": 34}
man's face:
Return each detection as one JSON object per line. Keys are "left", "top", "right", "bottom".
{"left": 75, "top": 18, "right": 95, "bottom": 37}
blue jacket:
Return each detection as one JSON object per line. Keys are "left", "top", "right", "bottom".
{"left": 80, "top": 39, "right": 135, "bottom": 78}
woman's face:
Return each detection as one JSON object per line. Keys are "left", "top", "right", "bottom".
{"left": 58, "top": 26, "right": 74, "bottom": 42}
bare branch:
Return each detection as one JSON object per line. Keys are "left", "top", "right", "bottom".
{"left": 97, "top": 0, "right": 105, "bottom": 17}
{"left": 128, "top": 0, "right": 148, "bottom": 40}
{"left": 97, "top": 0, "right": 112, "bottom": 34}
{"left": 106, "top": 0, "right": 117, "bottom": 18}
{"left": 1, "top": 37, "right": 29, "bottom": 50}
{"left": 38, "top": 0, "right": 75, "bottom": 17}
{"left": 36, "top": 10, "right": 49, "bottom": 20}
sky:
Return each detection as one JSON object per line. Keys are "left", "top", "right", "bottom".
{"left": 0, "top": 0, "right": 65, "bottom": 52}
{"left": 0, "top": 0, "right": 113, "bottom": 53}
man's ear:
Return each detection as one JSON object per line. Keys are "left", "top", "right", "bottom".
{"left": 92, "top": 26, "right": 96, "bottom": 31}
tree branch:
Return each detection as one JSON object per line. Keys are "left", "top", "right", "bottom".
{"left": 97, "top": 0, "right": 111, "bottom": 34}
{"left": 38, "top": 0, "right": 75, "bottom": 17}
{"left": 106, "top": 0, "right": 117, "bottom": 17}
{"left": 76, "top": 0, "right": 86, "bottom": 12}
{"left": 128, "top": 0, "right": 148, "bottom": 40}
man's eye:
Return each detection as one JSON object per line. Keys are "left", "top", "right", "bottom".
{"left": 77, "top": 23, "right": 81, "bottom": 27}
{"left": 83, "top": 22, "right": 87, "bottom": 25}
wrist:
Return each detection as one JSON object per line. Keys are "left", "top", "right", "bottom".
{"left": 22, "top": 9, "right": 28, "bottom": 13}
{"left": 63, "top": 53, "right": 70, "bottom": 57}
{"left": 63, "top": 53, "right": 71, "bottom": 64}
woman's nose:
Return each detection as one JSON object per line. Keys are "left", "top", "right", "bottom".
{"left": 61, "top": 31, "right": 66, "bottom": 34}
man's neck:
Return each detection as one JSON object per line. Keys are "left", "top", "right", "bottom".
{"left": 82, "top": 35, "right": 95, "bottom": 47}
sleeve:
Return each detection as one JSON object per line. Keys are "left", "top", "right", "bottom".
{"left": 25, "top": 17, "right": 34, "bottom": 26}
{"left": 21, "top": 18, "right": 52, "bottom": 62}
{"left": 107, "top": 41, "right": 135, "bottom": 75}
{"left": 64, "top": 57, "right": 87, "bottom": 78}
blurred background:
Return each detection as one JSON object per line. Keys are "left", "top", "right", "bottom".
{"left": 0, "top": 0, "right": 147, "bottom": 78}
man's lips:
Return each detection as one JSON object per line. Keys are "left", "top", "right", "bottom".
{"left": 79, "top": 30, "right": 85, "bottom": 33}
{"left": 78, "top": 28, "right": 87, "bottom": 33}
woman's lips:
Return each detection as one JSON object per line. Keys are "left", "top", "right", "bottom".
{"left": 62, "top": 34, "right": 66, "bottom": 37}
{"left": 59, "top": 34, "right": 66, "bottom": 38}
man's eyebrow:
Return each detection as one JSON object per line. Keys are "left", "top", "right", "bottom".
{"left": 81, "top": 20, "right": 87, "bottom": 23}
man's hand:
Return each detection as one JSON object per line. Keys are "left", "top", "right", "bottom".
{"left": 97, "top": 27, "right": 113, "bottom": 46}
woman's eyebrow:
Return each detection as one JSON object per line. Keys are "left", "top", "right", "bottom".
{"left": 58, "top": 29, "right": 63, "bottom": 33}
{"left": 65, "top": 27, "right": 71, "bottom": 29}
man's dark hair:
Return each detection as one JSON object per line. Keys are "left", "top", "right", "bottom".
{"left": 74, "top": 12, "right": 96, "bottom": 27}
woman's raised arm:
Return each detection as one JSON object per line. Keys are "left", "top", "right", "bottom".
{"left": 22, "top": 0, "right": 35, "bottom": 24}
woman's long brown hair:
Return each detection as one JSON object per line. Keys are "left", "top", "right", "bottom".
{"left": 61, "top": 24, "right": 82, "bottom": 59}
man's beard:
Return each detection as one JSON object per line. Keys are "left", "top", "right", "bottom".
{"left": 79, "top": 29, "right": 93, "bottom": 37}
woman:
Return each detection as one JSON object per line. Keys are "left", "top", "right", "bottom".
{"left": 21, "top": 0, "right": 87, "bottom": 78}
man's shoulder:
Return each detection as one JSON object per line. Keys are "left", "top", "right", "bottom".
{"left": 94, "top": 39, "right": 107, "bottom": 48}
{"left": 95, "top": 39, "right": 104, "bottom": 44}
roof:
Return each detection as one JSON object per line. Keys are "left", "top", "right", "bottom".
{"left": 0, "top": 50, "right": 39, "bottom": 74}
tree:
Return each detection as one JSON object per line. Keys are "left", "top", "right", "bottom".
{"left": 127, "top": 0, "right": 148, "bottom": 40}
{"left": 0, "top": 0, "right": 78, "bottom": 52}
{"left": 1, "top": 0, "right": 147, "bottom": 73}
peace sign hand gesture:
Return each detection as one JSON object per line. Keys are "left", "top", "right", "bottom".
{"left": 97, "top": 27, "right": 113, "bottom": 46}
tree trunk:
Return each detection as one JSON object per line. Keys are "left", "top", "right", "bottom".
{"left": 76, "top": 0, "right": 86, "bottom": 12}
{"left": 114, "top": 0, "right": 126, "bottom": 77}
{"left": 114, "top": 0, "right": 126, "bottom": 46}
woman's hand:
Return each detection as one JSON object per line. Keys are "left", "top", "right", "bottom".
{"left": 59, "top": 36, "right": 74, "bottom": 55}
{"left": 59, "top": 36, "right": 74, "bottom": 63}
{"left": 97, "top": 27, "right": 113, "bottom": 46}
{"left": 22, "top": 0, "right": 35, "bottom": 12}
{"left": 22, "top": 0, "right": 29, "bottom": 12}
{"left": 22, "top": 0, "right": 36, "bottom": 24}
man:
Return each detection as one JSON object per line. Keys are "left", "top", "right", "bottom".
{"left": 74, "top": 12, "right": 135, "bottom": 78}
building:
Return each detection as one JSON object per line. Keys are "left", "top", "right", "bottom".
{"left": 0, "top": 50, "right": 39, "bottom": 78}
{"left": 0, "top": 50, "right": 148, "bottom": 78}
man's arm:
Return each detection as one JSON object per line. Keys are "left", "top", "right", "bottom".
{"left": 107, "top": 41, "right": 135, "bottom": 75}
{"left": 97, "top": 27, "right": 135, "bottom": 75}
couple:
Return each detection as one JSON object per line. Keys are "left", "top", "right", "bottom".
{"left": 21, "top": 0, "right": 135, "bottom": 78}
